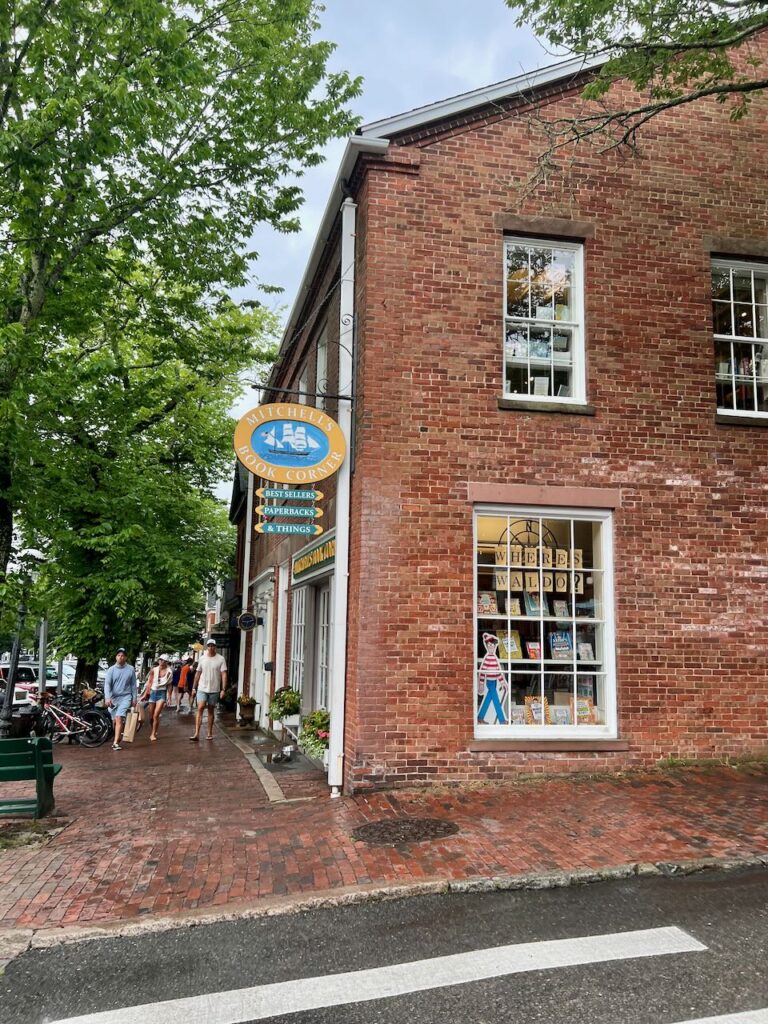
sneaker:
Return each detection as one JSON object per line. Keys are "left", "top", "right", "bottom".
{"left": 112, "top": 743, "right": 122, "bottom": 751}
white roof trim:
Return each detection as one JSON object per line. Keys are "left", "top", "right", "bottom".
{"left": 360, "top": 54, "right": 603, "bottom": 138}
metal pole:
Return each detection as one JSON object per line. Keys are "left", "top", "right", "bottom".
{"left": 38, "top": 617, "right": 47, "bottom": 693}
{"left": 0, "top": 600, "right": 28, "bottom": 739}
{"left": 236, "top": 470, "right": 255, "bottom": 716}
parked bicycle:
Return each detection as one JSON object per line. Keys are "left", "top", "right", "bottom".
{"left": 28, "top": 690, "right": 111, "bottom": 747}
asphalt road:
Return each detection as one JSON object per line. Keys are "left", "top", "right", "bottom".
{"left": 2, "top": 868, "right": 767, "bottom": 1024}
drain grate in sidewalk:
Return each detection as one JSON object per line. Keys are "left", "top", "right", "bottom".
{"left": 352, "top": 817, "right": 460, "bottom": 846}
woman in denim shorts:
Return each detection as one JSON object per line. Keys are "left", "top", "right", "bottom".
{"left": 139, "top": 655, "right": 173, "bottom": 742}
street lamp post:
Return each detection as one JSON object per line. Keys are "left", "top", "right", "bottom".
{"left": 0, "top": 598, "right": 28, "bottom": 740}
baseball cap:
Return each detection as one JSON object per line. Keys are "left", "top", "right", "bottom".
{"left": 159, "top": 654, "right": 170, "bottom": 662}
{"left": 206, "top": 638, "right": 217, "bottom": 646}
{"left": 116, "top": 647, "right": 126, "bottom": 654}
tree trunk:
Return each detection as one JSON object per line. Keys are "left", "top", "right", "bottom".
{"left": 0, "top": 488, "right": 12, "bottom": 581}
{"left": 74, "top": 657, "right": 98, "bottom": 692}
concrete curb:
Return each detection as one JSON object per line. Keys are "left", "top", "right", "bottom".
{"left": 0, "top": 852, "right": 765, "bottom": 968}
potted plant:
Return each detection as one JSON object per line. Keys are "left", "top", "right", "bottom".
{"left": 268, "top": 686, "right": 301, "bottom": 722}
{"left": 299, "top": 709, "right": 330, "bottom": 766}
{"left": 237, "top": 694, "right": 258, "bottom": 724}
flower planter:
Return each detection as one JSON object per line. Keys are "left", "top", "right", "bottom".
{"left": 238, "top": 702, "right": 257, "bottom": 724}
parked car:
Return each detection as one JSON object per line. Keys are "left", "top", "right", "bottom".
{"left": 0, "top": 663, "right": 38, "bottom": 687}
{"left": 44, "top": 663, "right": 76, "bottom": 692}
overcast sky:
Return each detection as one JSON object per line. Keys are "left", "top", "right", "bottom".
{"left": 223, "top": 1, "right": 552, "bottom": 492}
{"left": 242, "top": 1, "right": 553, "bottom": 326}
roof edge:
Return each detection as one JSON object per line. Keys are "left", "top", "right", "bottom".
{"left": 359, "top": 54, "right": 604, "bottom": 139}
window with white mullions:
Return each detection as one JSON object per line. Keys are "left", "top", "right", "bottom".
{"left": 474, "top": 509, "right": 616, "bottom": 738}
{"left": 289, "top": 587, "right": 306, "bottom": 693}
{"left": 712, "top": 259, "right": 768, "bottom": 416}
{"left": 504, "top": 239, "right": 585, "bottom": 403}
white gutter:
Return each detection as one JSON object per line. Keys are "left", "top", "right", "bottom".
{"left": 236, "top": 470, "right": 254, "bottom": 717}
{"left": 327, "top": 197, "right": 356, "bottom": 797}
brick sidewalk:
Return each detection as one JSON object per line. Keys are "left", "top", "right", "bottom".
{"left": 0, "top": 707, "right": 766, "bottom": 933}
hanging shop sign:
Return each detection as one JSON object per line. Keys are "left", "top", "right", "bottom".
{"left": 257, "top": 487, "right": 323, "bottom": 501}
{"left": 234, "top": 404, "right": 346, "bottom": 484}
{"left": 292, "top": 534, "right": 336, "bottom": 583}
{"left": 237, "top": 612, "right": 258, "bottom": 631}
{"left": 256, "top": 522, "right": 323, "bottom": 536}
{"left": 256, "top": 505, "right": 323, "bottom": 519}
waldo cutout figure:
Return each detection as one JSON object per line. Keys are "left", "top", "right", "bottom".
{"left": 477, "top": 632, "right": 507, "bottom": 724}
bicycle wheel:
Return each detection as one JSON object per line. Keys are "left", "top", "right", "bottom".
{"left": 78, "top": 709, "right": 111, "bottom": 747}
{"left": 30, "top": 710, "right": 55, "bottom": 740}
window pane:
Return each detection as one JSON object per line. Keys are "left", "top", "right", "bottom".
{"left": 506, "top": 246, "right": 530, "bottom": 318}
{"left": 734, "top": 303, "right": 755, "bottom": 337}
{"left": 732, "top": 271, "right": 753, "bottom": 303}
{"left": 756, "top": 305, "right": 768, "bottom": 340}
{"left": 530, "top": 249, "right": 554, "bottom": 319}
{"left": 712, "top": 301, "right": 732, "bottom": 336}
{"left": 551, "top": 248, "right": 575, "bottom": 319}
{"left": 711, "top": 267, "right": 731, "bottom": 301}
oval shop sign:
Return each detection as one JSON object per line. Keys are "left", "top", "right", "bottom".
{"left": 234, "top": 403, "right": 346, "bottom": 484}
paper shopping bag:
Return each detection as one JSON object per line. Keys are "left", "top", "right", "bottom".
{"left": 122, "top": 708, "right": 139, "bottom": 743}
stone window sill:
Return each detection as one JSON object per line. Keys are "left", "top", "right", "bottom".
{"left": 715, "top": 413, "right": 768, "bottom": 427}
{"left": 469, "top": 740, "right": 630, "bottom": 753}
{"left": 498, "top": 397, "right": 596, "bottom": 416}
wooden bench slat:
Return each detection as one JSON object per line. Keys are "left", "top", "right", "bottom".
{"left": 0, "top": 736, "right": 61, "bottom": 817}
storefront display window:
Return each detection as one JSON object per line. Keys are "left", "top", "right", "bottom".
{"left": 474, "top": 509, "right": 616, "bottom": 737}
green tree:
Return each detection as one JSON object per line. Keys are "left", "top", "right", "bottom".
{"left": 510, "top": 0, "right": 768, "bottom": 173}
{"left": 21, "top": 269, "right": 280, "bottom": 678}
{"left": 0, "top": 0, "right": 361, "bottom": 573}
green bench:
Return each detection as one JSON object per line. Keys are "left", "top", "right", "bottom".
{"left": 0, "top": 737, "right": 62, "bottom": 818}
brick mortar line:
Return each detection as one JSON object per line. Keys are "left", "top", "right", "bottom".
{"left": 1, "top": 853, "right": 766, "bottom": 970}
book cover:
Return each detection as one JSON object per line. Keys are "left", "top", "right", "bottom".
{"left": 506, "top": 597, "right": 522, "bottom": 616}
{"left": 525, "top": 640, "right": 542, "bottom": 660}
{"left": 571, "top": 696, "right": 596, "bottom": 724}
{"left": 577, "top": 641, "right": 595, "bottom": 662}
{"left": 577, "top": 677, "right": 594, "bottom": 700}
{"left": 551, "top": 705, "right": 572, "bottom": 726}
{"left": 496, "top": 630, "right": 523, "bottom": 660}
{"left": 524, "top": 694, "right": 551, "bottom": 725}
{"left": 477, "top": 591, "right": 498, "bottom": 615}
{"left": 548, "top": 630, "right": 573, "bottom": 660}
{"left": 553, "top": 599, "right": 569, "bottom": 618}
{"left": 523, "top": 590, "right": 550, "bottom": 616}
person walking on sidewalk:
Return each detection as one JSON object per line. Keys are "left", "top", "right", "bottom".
{"left": 167, "top": 658, "right": 182, "bottom": 709}
{"left": 140, "top": 655, "right": 173, "bottom": 741}
{"left": 177, "top": 656, "right": 194, "bottom": 712}
{"left": 104, "top": 647, "right": 137, "bottom": 751}
{"left": 190, "top": 640, "right": 227, "bottom": 741}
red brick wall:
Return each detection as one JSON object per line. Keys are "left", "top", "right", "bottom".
{"left": 343, "top": 62, "right": 768, "bottom": 789}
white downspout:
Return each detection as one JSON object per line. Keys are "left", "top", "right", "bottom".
{"left": 328, "top": 197, "right": 356, "bottom": 797}
{"left": 237, "top": 471, "right": 255, "bottom": 718}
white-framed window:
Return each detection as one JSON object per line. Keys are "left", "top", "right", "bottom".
{"left": 316, "top": 583, "right": 330, "bottom": 708}
{"left": 712, "top": 258, "right": 768, "bottom": 417}
{"left": 315, "top": 324, "right": 328, "bottom": 411}
{"left": 474, "top": 507, "right": 616, "bottom": 738}
{"left": 297, "top": 364, "right": 309, "bottom": 405}
{"left": 503, "top": 238, "right": 585, "bottom": 403}
{"left": 289, "top": 586, "right": 306, "bottom": 693}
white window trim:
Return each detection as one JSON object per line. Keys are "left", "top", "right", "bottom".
{"left": 289, "top": 586, "right": 306, "bottom": 693}
{"left": 712, "top": 257, "right": 768, "bottom": 419}
{"left": 502, "top": 237, "right": 586, "bottom": 405}
{"left": 473, "top": 505, "right": 617, "bottom": 740}
{"left": 315, "top": 324, "right": 328, "bottom": 411}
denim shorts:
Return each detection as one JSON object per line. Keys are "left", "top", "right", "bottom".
{"left": 196, "top": 690, "right": 219, "bottom": 707}
{"left": 148, "top": 689, "right": 166, "bottom": 704}
{"left": 109, "top": 696, "right": 132, "bottom": 719}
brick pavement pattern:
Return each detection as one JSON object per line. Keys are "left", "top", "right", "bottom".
{"left": 0, "top": 710, "right": 765, "bottom": 932}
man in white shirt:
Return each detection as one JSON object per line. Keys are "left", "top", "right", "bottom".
{"left": 190, "top": 639, "right": 228, "bottom": 741}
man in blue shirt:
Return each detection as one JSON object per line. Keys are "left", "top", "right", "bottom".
{"left": 104, "top": 647, "right": 137, "bottom": 751}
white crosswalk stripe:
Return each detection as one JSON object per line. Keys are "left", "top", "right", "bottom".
{"left": 53, "top": 925, "right": 705, "bottom": 1024}
{"left": 669, "top": 1013, "right": 768, "bottom": 1024}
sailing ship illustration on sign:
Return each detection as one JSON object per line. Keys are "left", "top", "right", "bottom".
{"left": 260, "top": 423, "right": 321, "bottom": 458}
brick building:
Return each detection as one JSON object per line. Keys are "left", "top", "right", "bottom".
{"left": 233, "top": 50, "right": 768, "bottom": 794}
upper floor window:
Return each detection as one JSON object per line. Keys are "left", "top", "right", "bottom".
{"left": 712, "top": 259, "right": 768, "bottom": 417}
{"left": 297, "top": 364, "right": 309, "bottom": 405}
{"left": 315, "top": 324, "right": 328, "bottom": 411}
{"left": 504, "top": 238, "right": 585, "bottom": 403}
